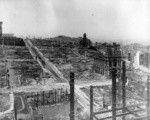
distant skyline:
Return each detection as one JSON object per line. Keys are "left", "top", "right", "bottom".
{"left": 0, "top": 0, "right": 149, "bottom": 45}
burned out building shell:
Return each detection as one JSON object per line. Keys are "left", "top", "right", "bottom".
{"left": 93, "top": 43, "right": 122, "bottom": 78}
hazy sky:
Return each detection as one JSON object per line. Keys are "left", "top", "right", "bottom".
{"left": 0, "top": 0, "right": 149, "bottom": 44}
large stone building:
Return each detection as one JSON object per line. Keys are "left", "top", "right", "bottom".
{"left": 93, "top": 43, "right": 122, "bottom": 78}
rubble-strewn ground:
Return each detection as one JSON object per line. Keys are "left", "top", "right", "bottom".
{"left": 30, "top": 39, "right": 147, "bottom": 119}
{"left": 0, "top": 94, "right": 10, "bottom": 112}
{"left": 0, "top": 39, "right": 148, "bottom": 119}
{"left": 5, "top": 46, "right": 44, "bottom": 86}
{"left": 31, "top": 40, "right": 104, "bottom": 82}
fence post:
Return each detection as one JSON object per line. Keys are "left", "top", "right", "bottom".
{"left": 52, "top": 89, "right": 54, "bottom": 104}
{"left": 66, "top": 88, "right": 68, "bottom": 101}
{"left": 37, "top": 92, "right": 39, "bottom": 107}
{"left": 112, "top": 68, "right": 117, "bottom": 120}
{"left": 70, "top": 72, "right": 75, "bottom": 120}
{"left": 55, "top": 89, "right": 57, "bottom": 104}
{"left": 14, "top": 99, "right": 17, "bottom": 120}
{"left": 90, "top": 85, "right": 93, "bottom": 120}
{"left": 147, "top": 75, "right": 150, "bottom": 120}
{"left": 49, "top": 90, "right": 51, "bottom": 105}
{"left": 122, "top": 61, "right": 126, "bottom": 120}
{"left": 42, "top": 91, "right": 44, "bottom": 106}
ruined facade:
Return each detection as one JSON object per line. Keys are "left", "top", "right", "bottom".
{"left": 93, "top": 43, "right": 122, "bottom": 78}
{"left": 128, "top": 51, "right": 150, "bottom": 68}
{"left": 139, "top": 52, "right": 150, "bottom": 68}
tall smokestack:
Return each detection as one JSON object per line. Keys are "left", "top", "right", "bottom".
{"left": 147, "top": 46, "right": 150, "bottom": 52}
{"left": 0, "top": 22, "right": 3, "bottom": 37}
{"left": 0, "top": 22, "right": 3, "bottom": 45}
{"left": 83, "top": 33, "right": 86, "bottom": 41}
{"left": 82, "top": 33, "right": 87, "bottom": 47}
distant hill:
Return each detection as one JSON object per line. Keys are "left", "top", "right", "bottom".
{"left": 33, "top": 35, "right": 92, "bottom": 47}
{"left": 47, "top": 35, "right": 83, "bottom": 44}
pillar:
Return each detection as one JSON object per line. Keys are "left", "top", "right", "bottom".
{"left": 122, "top": 61, "right": 126, "bottom": 120}
{"left": 70, "top": 72, "right": 75, "bottom": 120}
{"left": 90, "top": 85, "right": 93, "bottom": 120}
{"left": 147, "top": 75, "right": 150, "bottom": 120}
{"left": 112, "top": 68, "right": 117, "bottom": 120}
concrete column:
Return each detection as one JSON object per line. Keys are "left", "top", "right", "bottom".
{"left": 70, "top": 72, "right": 75, "bottom": 120}
{"left": 112, "top": 68, "right": 117, "bottom": 120}
{"left": 122, "top": 61, "right": 126, "bottom": 120}
{"left": 147, "top": 75, "right": 150, "bottom": 120}
{"left": 90, "top": 85, "right": 93, "bottom": 120}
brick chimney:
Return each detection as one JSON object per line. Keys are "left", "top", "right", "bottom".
{"left": 0, "top": 22, "right": 3, "bottom": 37}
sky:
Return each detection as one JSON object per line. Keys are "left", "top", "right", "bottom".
{"left": 0, "top": 0, "right": 149, "bottom": 44}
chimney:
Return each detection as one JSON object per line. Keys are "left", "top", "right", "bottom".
{"left": 0, "top": 22, "right": 3, "bottom": 37}
{"left": 147, "top": 45, "right": 150, "bottom": 52}
{"left": 82, "top": 33, "right": 87, "bottom": 47}
{"left": 83, "top": 33, "right": 86, "bottom": 41}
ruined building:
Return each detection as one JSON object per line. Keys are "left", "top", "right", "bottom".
{"left": 93, "top": 43, "right": 122, "bottom": 78}
{"left": 128, "top": 50, "right": 150, "bottom": 69}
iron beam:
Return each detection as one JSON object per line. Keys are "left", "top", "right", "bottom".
{"left": 94, "top": 103, "right": 145, "bottom": 115}
{"left": 100, "top": 109, "right": 144, "bottom": 120}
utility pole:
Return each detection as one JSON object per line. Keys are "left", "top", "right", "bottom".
{"left": 70, "top": 72, "right": 75, "bottom": 120}
{"left": 147, "top": 75, "right": 150, "bottom": 120}
{"left": 122, "top": 61, "right": 126, "bottom": 120}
